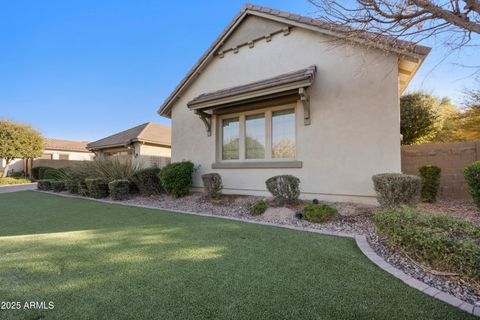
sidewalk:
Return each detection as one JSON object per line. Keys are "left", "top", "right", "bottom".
{"left": 0, "top": 183, "right": 37, "bottom": 193}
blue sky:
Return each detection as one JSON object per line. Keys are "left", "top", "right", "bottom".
{"left": 0, "top": 0, "right": 478, "bottom": 141}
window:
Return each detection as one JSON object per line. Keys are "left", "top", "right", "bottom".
{"left": 59, "top": 154, "right": 69, "bottom": 160}
{"left": 272, "top": 109, "right": 296, "bottom": 159}
{"left": 222, "top": 118, "right": 240, "bottom": 160}
{"left": 220, "top": 105, "right": 296, "bottom": 162}
{"left": 245, "top": 114, "right": 265, "bottom": 159}
{"left": 39, "top": 153, "right": 53, "bottom": 160}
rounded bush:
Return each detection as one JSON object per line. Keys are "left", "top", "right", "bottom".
{"left": 201, "top": 173, "right": 223, "bottom": 198}
{"left": 464, "top": 161, "right": 480, "bottom": 211}
{"left": 78, "top": 180, "right": 89, "bottom": 196}
{"left": 109, "top": 179, "right": 130, "bottom": 200}
{"left": 130, "top": 168, "right": 162, "bottom": 195}
{"left": 302, "top": 203, "right": 338, "bottom": 223}
{"left": 65, "top": 180, "right": 79, "bottom": 194}
{"left": 265, "top": 175, "right": 300, "bottom": 204}
{"left": 85, "top": 178, "right": 109, "bottom": 198}
{"left": 372, "top": 173, "right": 421, "bottom": 208}
{"left": 159, "top": 161, "right": 195, "bottom": 198}
{"left": 51, "top": 181, "right": 65, "bottom": 192}
{"left": 419, "top": 165, "right": 441, "bottom": 203}
{"left": 37, "top": 179, "right": 55, "bottom": 191}
{"left": 249, "top": 200, "right": 267, "bottom": 216}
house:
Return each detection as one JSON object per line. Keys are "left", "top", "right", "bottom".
{"left": 1, "top": 138, "right": 94, "bottom": 175}
{"left": 87, "top": 122, "right": 171, "bottom": 168}
{"left": 158, "top": 4, "right": 430, "bottom": 204}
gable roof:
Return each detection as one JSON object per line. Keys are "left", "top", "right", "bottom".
{"left": 44, "top": 138, "right": 91, "bottom": 153}
{"left": 158, "top": 3, "right": 431, "bottom": 118}
{"left": 87, "top": 122, "right": 171, "bottom": 150}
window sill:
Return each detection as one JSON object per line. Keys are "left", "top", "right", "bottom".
{"left": 211, "top": 161, "right": 302, "bottom": 169}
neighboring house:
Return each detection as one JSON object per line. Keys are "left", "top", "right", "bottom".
{"left": 87, "top": 122, "right": 171, "bottom": 168}
{"left": 157, "top": 4, "right": 430, "bottom": 204}
{"left": 1, "top": 138, "right": 94, "bottom": 175}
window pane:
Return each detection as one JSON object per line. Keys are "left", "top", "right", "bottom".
{"left": 272, "top": 109, "right": 295, "bottom": 159}
{"left": 245, "top": 114, "right": 265, "bottom": 159}
{"left": 222, "top": 118, "right": 239, "bottom": 160}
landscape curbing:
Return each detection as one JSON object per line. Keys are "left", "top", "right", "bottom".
{"left": 30, "top": 190, "right": 480, "bottom": 317}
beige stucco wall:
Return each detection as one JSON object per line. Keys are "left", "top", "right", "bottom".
{"left": 43, "top": 149, "right": 94, "bottom": 161}
{"left": 94, "top": 143, "right": 171, "bottom": 169}
{"left": 168, "top": 21, "right": 401, "bottom": 204}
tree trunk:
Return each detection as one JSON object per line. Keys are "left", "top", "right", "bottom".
{"left": 2, "top": 158, "right": 12, "bottom": 178}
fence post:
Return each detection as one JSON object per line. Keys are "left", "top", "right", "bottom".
{"left": 476, "top": 140, "right": 480, "bottom": 161}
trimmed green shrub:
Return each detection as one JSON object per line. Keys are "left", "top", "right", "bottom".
{"left": 375, "top": 206, "right": 480, "bottom": 280}
{"left": 51, "top": 181, "right": 65, "bottom": 192}
{"left": 249, "top": 200, "right": 267, "bottom": 216}
{"left": 302, "top": 203, "right": 338, "bottom": 223}
{"left": 109, "top": 179, "right": 130, "bottom": 200}
{"left": 78, "top": 180, "right": 89, "bottom": 196}
{"left": 85, "top": 178, "right": 109, "bottom": 198}
{"left": 372, "top": 173, "right": 421, "bottom": 207}
{"left": 65, "top": 180, "right": 78, "bottom": 193}
{"left": 419, "top": 165, "right": 441, "bottom": 203}
{"left": 201, "top": 173, "right": 223, "bottom": 198}
{"left": 42, "top": 167, "right": 66, "bottom": 180}
{"left": 130, "top": 168, "right": 162, "bottom": 195}
{"left": 37, "top": 179, "right": 54, "bottom": 191}
{"left": 159, "top": 161, "right": 195, "bottom": 198}
{"left": 464, "top": 161, "right": 480, "bottom": 211}
{"left": 265, "top": 175, "right": 300, "bottom": 204}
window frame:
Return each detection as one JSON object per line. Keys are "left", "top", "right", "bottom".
{"left": 217, "top": 103, "right": 297, "bottom": 163}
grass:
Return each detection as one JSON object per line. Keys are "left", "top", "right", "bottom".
{"left": 0, "top": 191, "right": 475, "bottom": 320}
{"left": 0, "top": 177, "right": 32, "bottom": 185}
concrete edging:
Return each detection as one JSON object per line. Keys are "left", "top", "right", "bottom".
{"left": 33, "top": 190, "right": 480, "bottom": 317}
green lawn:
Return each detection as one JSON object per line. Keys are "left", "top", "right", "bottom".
{"left": 0, "top": 191, "right": 474, "bottom": 319}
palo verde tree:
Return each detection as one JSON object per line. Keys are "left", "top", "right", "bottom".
{"left": 0, "top": 120, "right": 44, "bottom": 177}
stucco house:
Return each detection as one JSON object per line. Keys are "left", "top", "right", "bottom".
{"left": 87, "top": 122, "right": 171, "bottom": 168}
{"left": 1, "top": 138, "right": 94, "bottom": 175}
{"left": 158, "top": 4, "right": 430, "bottom": 204}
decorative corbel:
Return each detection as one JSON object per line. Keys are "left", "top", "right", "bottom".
{"left": 299, "top": 88, "right": 310, "bottom": 125}
{"left": 282, "top": 27, "right": 290, "bottom": 36}
{"left": 265, "top": 34, "right": 272, "bottom": 42}
{"left": 218, "top": 51, "right": 224, "bottom": 58}
{"left": 194, "top": 110, "right": 212, "bottom": 136}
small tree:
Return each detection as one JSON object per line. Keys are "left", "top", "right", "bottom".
{"left": 0, "top": 120, "right": 43, "bottom": 177}
{"left": 400, "top": 92, "right": 439, "bottom": 145}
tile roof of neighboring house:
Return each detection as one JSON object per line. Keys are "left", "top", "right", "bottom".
{"left": 44, "top": 138, "right": 91, "bottom": 153}
{"left": 158, "top": 3, "right": 431, "bottom": 117}
{"left": 87, "top": 122, "right": 171, "bottom": 150}
{"left": 188, "top": 66, "right": 316, "bottom": 107}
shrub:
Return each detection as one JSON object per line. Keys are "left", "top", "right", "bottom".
{"left": 65, "top": 180, "right": 79, "bottom": 194}
{"left": 130, "top": 168, "right": 162, "bottom": 195}
{"left": 85, "top": 178, "right": 109, "bottom": 198}
{"left": 42, "top": 167, "right": 66, "bottom": 180}
{"left": 10, "top": 171, "right": 25, "bottom": 178}
{"left": 419, "top": 165, "right": 441, "bottom": 203}
{"left": 265, "top": 175, "right": 300, "bottom": 204}
{"left": 93, "top": 156, "right": 140, "bottom": 181}
{"left": 375, "top": 206, "right": 480, "bottom": 280}
{"left": 109, "top": 179, "right": 130, "bottom": 200}
{"left": 32, "top": 166, "right": 50, "bottom": 180}
{"left": 201, "top": 173, "right": 223, "bottom": 198}
{"left": 78, "top": 180, "right": 89, "bottom": 196}
{"left": 37, "top": 179, "right": 55, "bottom": 190}
{"left": 372, "top": 173, "right": 421, "bottom": 208}
{"left": 302, "top": 203, "right": 338, "bottom": 223}
{"left": 0, "top": 177, "right": 32, "bottom": 185}
{"left": 464, "top": 161, "right": 480, "bottom": 211}
{"left": 250, "top": 200, "right": 267, "bottom": 216}
{"left": 51, "top": 181, "right": 65, "bottom": 192}
{"left": 159, "top": 161, "right": 195, "bottom": 198}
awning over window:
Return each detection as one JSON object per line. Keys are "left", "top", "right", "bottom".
{"left": 188, "top": 65, "right": 316, "bottom": 136}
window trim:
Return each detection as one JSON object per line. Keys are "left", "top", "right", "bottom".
{"left": 216, "top": 103, "right": 298, "bottom": 164}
